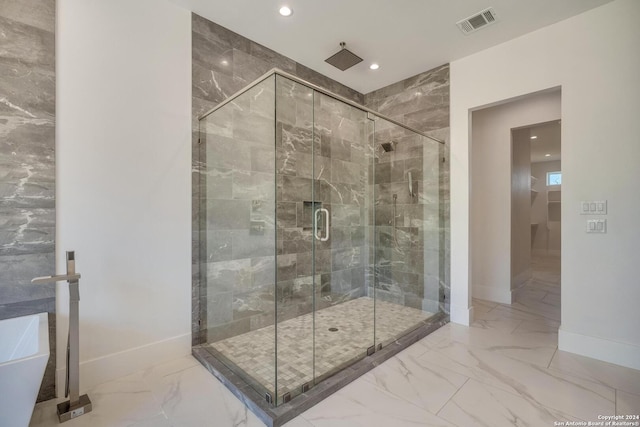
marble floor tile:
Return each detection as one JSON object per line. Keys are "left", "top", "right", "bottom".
{"left": 438, "top": 379, "right": 583, "bottom": 427}
{"left": 471, "top": 316, "right": 523, "bottom": 333}
{"left": 150, "top": 363, "right": 264, "bottom": 427}
{"left": 472, "top": 298, "right": 499, "bottom": 315}
{"left": 417, "top": 341, "right": 615, "bottom": 421}
{"left": 29, "top": 254, "right": 637, "bottom": 426}
{"left": 30, "top": 372, "right": 167, "bottom": 427}
{"left": 301, "top": 378, "right": 457, "bottom": 427}
{"left": 617, "top": 390, "right": 640, "bottom": 415}
{"left": 475, "top": 302, "right": 560, "bottom": 327}
{"left": 282, "top": 416, "right": 316, "bottom": 427}
{"left": 361, "top": 351, "right": 468, "bottom": 414}
{"left": 509, "top": 299, "right": 561, "bottom": 322}
{"left": 549, "top": 350, "right": 640, "bottom": 396}
{"left": 437, "top": 320, "right": 558, "bottom": 353}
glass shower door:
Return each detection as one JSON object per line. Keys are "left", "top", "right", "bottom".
{"left": 274, "top": 75, "right": 315, "bottom": 404}
{"left": 311, "top": 90, "right": 375, "bottom": 385}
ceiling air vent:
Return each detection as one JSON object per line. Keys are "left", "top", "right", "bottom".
{"left": 456, "top": 7, "right": 498, "bottom": 35}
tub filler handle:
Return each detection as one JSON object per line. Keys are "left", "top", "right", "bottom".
{"left": 31, "top": 251, "right": 92, "bottom": 423}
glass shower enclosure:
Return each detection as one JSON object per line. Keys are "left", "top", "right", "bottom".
{"left": 195, "top": 70, "right": 445, "bottom": 408}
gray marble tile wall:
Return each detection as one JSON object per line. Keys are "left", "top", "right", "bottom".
{"left": 192, "top": 13, "right": 365, "bottom": 345}
{"left": 364, "top": 64, "right": 450, "bottom": 314}
{"left": 276, "top": 77, "right": 372, "bottom": 321}
{"left": 0, "top": 0, "right": 57, "bottom": 401}
{"left": 199, "top": 73, "right": 373, "bottom": 344}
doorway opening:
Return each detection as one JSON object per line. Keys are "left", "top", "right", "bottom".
{"left": 511, "top": 120, "right": 561, "bottom": 321}
{"left": 469, "top": 87, "right": 561, "bottom": 325}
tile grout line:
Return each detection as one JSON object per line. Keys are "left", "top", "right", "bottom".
{"left": 547, "top": 347, "right": 558, "bottom": 369}
{"left": 435, "top": 376, "right": 471, "bottom": 417}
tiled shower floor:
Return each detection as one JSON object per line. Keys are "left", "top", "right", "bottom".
{"left": 209, "top": 297, "right": 433, "bottom": 399}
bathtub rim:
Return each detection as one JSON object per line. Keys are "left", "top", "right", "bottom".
{"left": 0, "top": 312, "right": 50, "bottom": 368}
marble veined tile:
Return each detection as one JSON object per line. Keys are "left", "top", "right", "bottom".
{"left": 417, "top": 342, "right": 615, "bottom": 421}
{"left": 471, "top": 317, "right": 523, "bottom": 333}
{"left": 301, "top": 378, "right": 457, "bottom": 427}
{"left": 549, "top": 350, "right": 640, "bottom": 396}
{"left": 437, "top": 321, "right": 558, "bottom": 353}
{"left": 150, "top": 363, "right": 264, "bottom": 427}
{"left": 509, "top": 298, "right": 560, "bottom": 322}
{"left": 30, "top": 372, "right": 167, "bottom": 427}
{"left": 438, "top": 379, "right": 584, "bottom": 427}
{"left": 472, "top": 298, "right": 499, "bottom": 314}
{"left": 361, "top": 351, "right": 468, "bottom": 414}
{"left": 475, "top": 303, "right": 560, "bottom": 327}
{"left": 617, "top": 390, "right": 640, "bottom": 415}
{"left": 283, "top": 416, "right": 315, "bottom": 427}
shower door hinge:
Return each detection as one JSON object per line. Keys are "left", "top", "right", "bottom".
{"left": 198, "top": 137, "right": 202, "bottom": 144}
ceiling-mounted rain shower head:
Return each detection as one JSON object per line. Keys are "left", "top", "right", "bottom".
{"left": 325, "top": 42, "right": 363, "bottom": 71}
{"left": 380, "top": 141, "right": 396, "bottom": 152}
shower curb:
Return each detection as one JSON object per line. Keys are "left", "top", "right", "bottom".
{"left": 193, "top": 313, "right": 448, "bottom": 427}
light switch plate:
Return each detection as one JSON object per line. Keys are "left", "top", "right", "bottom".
{"left": 595, "top": 200, "right": 607, "bottom": 214}
{"left": 580, "top": 200, "right": 607, "bottom": 215}
{"left": 586, "top": 219, "right": 606, "bottom": 233}
{"left": 580, "top": 201, "right": 590, "bottom": 214}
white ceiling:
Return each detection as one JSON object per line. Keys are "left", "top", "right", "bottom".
{"left": 528, "top": 121, "right": 561, "bottom": 163}
{"left": 170, "top": 0, "right": 612, "bottom": 94}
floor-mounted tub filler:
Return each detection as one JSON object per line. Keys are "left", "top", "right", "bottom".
{"left": 0, "top": 312, "right": 49, "bottom": 427}
{"left": 32, "top": 251, "right": 92, "bottom": 423}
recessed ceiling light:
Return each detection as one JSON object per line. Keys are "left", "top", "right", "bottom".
{"left": 279, "top": 6, "right": 293, "bottom": 16}
{"left": 530, "top": 135, "right": 537, "bottom": 139}
{"left": 369, "top": 63, "right": 379, "bottom": 70}
{"left": 221, "top": 60, "right": 229, "bottom": 66}
{"left": 545, "top": 153, "right": 551, "bottom": 157}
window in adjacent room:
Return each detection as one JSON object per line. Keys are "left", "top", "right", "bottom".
{"left": 547, "top": 171, "right": 562, "bottom": 186}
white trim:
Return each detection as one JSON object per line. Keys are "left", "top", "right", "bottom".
{"left": 56, "top": 333, "right": 191, "bottom": 396}
{"left": 559, "top": 327, "right": 640, "bottom": 371}
{"left": 450, "top": 304, "right": 474, "bottom": 326}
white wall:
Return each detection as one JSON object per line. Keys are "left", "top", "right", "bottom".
{"left": 451, "top": 0, "right": 640, "bottom": 369}
{"left": 531, "top": 160, "right": 562, "bottom": 254}
{"left": 56, "top": 0, "right": 192, "bottom": 392}
{"left": 469, "top": 91, "right": 560, "bottom": 304}
{"left": 511, "top": 128, "right": 532, "bottom": 290}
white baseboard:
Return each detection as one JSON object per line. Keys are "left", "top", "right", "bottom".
{"left": 56, "top": 333, "right": 191, "bottom": 397}
{"left": 450, "top": 304, "right": 473, "bottom": 326}
{"left": 473, "top": 284, "right": 513, "bottom": 305}
{"left": 558, "top": 327, "right": 640, "bottom": 371}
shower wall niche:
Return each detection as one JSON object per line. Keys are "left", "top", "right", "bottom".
{"left": 194, "top": 69, "right": 446, "bottom": 414}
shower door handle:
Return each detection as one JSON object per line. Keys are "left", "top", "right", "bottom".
{"left": 320, "top": 208, "right": 329, "bottom": 241}
{"left": 314, "top": 208, "right": 330, "bottom": 242}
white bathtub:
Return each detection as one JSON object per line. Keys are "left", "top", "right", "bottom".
{"left": 0, "top": 312, "right": 50, "bottom": 427}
